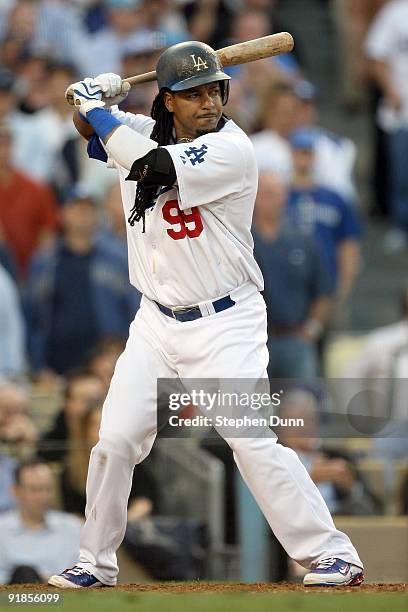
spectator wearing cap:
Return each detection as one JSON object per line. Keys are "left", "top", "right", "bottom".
{"left": 293, "top": 80, "right": 358, "bottom": 203}
{"left": 286, "top": 128, "right": 362, "bottom": 302}
{"left": 25, "top": 184, "right": 141, "bottom": 377}
{"left": 0, "top": 122, "right": 58, "bottom": 278}
{"left": 253, "top": 172, "right": 332, "bottom": 379}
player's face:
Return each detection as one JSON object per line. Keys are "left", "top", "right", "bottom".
{"left": 164, "top": 82, "right": 223, "bottom": 140}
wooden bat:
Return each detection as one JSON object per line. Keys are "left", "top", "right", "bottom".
{"left": 66, "top": 32, "right": 294, "bottom": 105}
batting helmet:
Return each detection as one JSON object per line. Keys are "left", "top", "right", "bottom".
{"left": 156, "top": 41, "right": 231, "bottom": 104}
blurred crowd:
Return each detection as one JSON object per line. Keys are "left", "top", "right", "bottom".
{"left": 0, "top": 0, "right": 407, "bottom": 584}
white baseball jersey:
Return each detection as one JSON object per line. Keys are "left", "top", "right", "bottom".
{"left": 106, "top": 107, "right": 263, "bottom": 307}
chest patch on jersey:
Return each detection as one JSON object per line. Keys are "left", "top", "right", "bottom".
{"left": 180, "top": 144, "right": 208, "bottom": 166}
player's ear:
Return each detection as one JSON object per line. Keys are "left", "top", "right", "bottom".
{"left": 163, "top": 91, "right": 174, "bottom": 113}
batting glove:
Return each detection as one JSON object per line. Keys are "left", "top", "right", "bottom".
{"left": 66, "top": 77, "right": 106, "bottom": 117}
{"left": 95, "top": 72, "right": 131, "bottom": 106}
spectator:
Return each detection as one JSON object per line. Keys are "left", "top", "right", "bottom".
{"left": 38, "top": 369, "right": 105, "bottom": 463}
{"left": 365, "top": 0, "right": 408, "bottom": 251}
{"left": 69, "top": 0, "right": 149, "bottom": 77}
{"left": 100, "top": 182, "right": 127, "bottom": 249}
{"left": 253, "top": 172, "right": 332, "bottom": 379}
{"left": 0, "top": 459, "right": 82, "bottom": 584}
{"left": 250, "top": 80, "right": 298, "bottom": 180}
{"left": 0, "top": 64, "right": 58, "bottom": 183}
{"left": 293, "top": 80, "right": 358, "bottom": 202}
{"left": 0, "top": 122, "right": 58, "bottom": 278}
{"left": 286, "top": 128, "right": 362, "bottom": 300}
{"left": 341, "top": 286, "right": 408, "bottom": 466}
{"left": 14, "top": 62, "right": 82, "bottom": 198}
{"left": 25, "top": 184, "right": 140, "bottom": 376}
{"left": 230, "top": 8, "right": 299, "bottom": 80}
{"left": 0, "top": 263, "right": 25, "bottom": 380}
{"left": 86, "top": 337, "right": 126, "bottom": 394}
{"left": 277, "top": 390, "right": 382, "bottom": 515}
{"left": 0, "top": 382, "right": 38, "bottom": 446}
{"left": 0, "top": 452, "right": 17, "bottom": 513}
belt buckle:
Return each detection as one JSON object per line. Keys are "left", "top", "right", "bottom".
{"left": 171, "top": 305, "right": 198, "bottom": 320}
{"left": 171, "top": 306, "right": 189, "bottom": 319}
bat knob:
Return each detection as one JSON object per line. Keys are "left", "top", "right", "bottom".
{"left": 65, "top": 88, "right": 75, "bottom": 106}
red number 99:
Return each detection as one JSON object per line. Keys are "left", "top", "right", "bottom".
{"left": 162, "top": 199, "right": 203, "bottom": 240}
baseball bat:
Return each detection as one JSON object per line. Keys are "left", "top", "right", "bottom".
{"left": 66, "top": 32, "right": 294, "bottom": 105}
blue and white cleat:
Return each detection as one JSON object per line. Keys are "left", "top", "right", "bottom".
{"left": 48, "top": 565, "right": 107, "bottom": 589}
{"left": 303, "top": 557, "right": 364, "bottom": 587}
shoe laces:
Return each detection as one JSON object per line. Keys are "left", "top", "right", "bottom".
{"left": 66, "top": 566, "right": 92, "bottom": 576}
{"left": 312, "top": 557, "right": 338, "bottom": 570}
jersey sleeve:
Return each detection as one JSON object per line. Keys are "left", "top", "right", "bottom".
{"left": 110, "top": 106, "right": 155, "bottom": 137}
{"left": 163, "top": 133, "right": 246, "bottom": 210}
{"left": 87, "top": 134, "right": 108, "bottom": 162}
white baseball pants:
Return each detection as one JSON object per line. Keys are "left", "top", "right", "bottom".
{"left": 77, "top": 284, "right": 362, "bottom": 584}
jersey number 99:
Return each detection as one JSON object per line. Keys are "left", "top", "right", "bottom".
{"left": 162, "top": 200, "right": 203, "bottom": 240}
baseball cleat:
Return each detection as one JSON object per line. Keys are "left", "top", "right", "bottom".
{"left": 48, "top": 565, "right": 108, "bottom": 588}
{"left": 303, "top": 557, "right": 364, "bottom": 587}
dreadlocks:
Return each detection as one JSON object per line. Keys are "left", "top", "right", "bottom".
{"left": 127, "top": 91, "right": 174, "bottom": 231}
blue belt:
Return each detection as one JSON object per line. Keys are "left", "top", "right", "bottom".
{"left": 155, "top": 295, "right": 236, "bottom": 322}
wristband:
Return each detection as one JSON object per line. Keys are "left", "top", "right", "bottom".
{"left": 87, "top": 107, "right": 121, "bottom": 141}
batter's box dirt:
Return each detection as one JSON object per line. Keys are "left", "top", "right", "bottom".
{"left": 0, "top": 582, "right": 406, "bottom": 593}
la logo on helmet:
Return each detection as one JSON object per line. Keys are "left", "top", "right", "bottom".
{"left": 190, "top": 54, "right": 208, "bottom": 71}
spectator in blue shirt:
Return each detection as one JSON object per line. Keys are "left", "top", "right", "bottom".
{"left": 25, "top": 184, "right": 141, "bottom": 377}
{"left": 253, "top": 172, "right": 333, "bottom": 379}
{"left": 286, "top": 128, "right": 362, "bottom": 299}
{"left": 0, "top": 459, "right": 82, "bottom": 584}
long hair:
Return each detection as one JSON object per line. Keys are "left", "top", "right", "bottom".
{"left": 127, "top": 91, "right": 173, "bottom": 231}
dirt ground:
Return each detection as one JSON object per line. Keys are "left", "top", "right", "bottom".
{"left": 0, "top": 582, "right": 406, "bottom": 593}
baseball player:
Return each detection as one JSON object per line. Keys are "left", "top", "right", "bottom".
{"left": 48, "top": 41, "right": 364, "bottom": 588}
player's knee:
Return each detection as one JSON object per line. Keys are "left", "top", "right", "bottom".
{"left": 96, "top": 430, "right": 155, "bottom": 464}
{"left": 96, "top": 432, "right": 139, "bottom": 464}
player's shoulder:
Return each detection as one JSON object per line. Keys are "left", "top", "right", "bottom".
{"left": 195, "top": 119, "right": 255, "bottom": 157}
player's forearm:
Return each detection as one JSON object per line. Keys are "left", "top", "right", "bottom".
{"left": 73, "top": 110, "right": 95, "bottom": 141}
{"left": 85, "top": 108, "right": 157, "bottom": 170}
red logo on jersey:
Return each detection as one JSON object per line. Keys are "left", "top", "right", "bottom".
{"left": 162, "top": 199, "right": 203, "bottom": 240}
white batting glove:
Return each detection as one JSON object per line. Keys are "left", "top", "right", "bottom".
{"left": 65, "top": 77, "right": 106, "bottom": 117}
{"left": 95, "top": 72, "right": 130, "bottom": 106}
{"left": 66, "top": 77, "right": 103, "bottom": 105}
